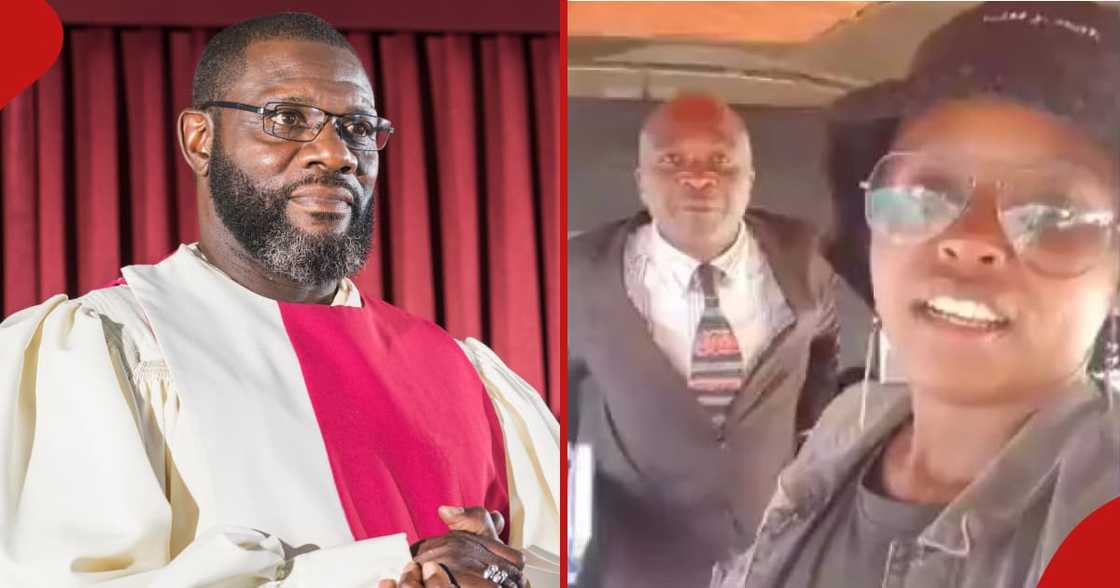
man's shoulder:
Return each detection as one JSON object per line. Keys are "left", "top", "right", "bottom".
{"left": 362, "top": 299, "right": 496, "bottom": 385}
{"left": 0, "top": 284, "right": 162, "bottom": 361}
{"left": 568, "top": 214, "right": 644, "bottom": 272}
{"left": 745, "top": 208, "right": 823, "bottom": 251}
{"left": 1, "top": 283, "right": 146, "bottom": 328}
{"left": 77, "top": 282, "right": 142, "bottom": 314}
{"left": 569, "top": 218, "right": 629, "bottom": 255}
{"left": 364, "top": 297, "right": 459, "bottom": 347}
{"left": 746, "top": 208, "right": 836, "bottom": 300}
{"left": 77, "top": 284, "right": 162, "bottom": 353}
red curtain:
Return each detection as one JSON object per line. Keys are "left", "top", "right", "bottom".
{"left": 0, "top": 27, "right": 561, "bottom": 413}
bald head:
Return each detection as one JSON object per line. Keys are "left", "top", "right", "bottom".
{"left": 639, "top": 94, "right": 750, "bottom": 162}
{"left": 635, "top": 93, "right": 756, "bottom": 262}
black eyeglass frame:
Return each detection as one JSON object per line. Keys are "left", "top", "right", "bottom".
{"left": 197, "top": 100, "right": 394, "bottom": 152}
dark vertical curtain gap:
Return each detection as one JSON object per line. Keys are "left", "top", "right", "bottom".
{"left": 160, "top": 28, "right": 181, "bottom": 248}
{"left": 368, "top": 31, "right": 394, "bottom": 305}
{"left": 521, "top": 35, "right": 550, "bottom": 392}
{"left": 30, "top": 96, "right": 42, "bottom": 301}
{"left": 469, "top": 35, "right": 492, "bottom": 346}
{"left": 415, "top": 33, "right": 447, "bottom": 329}
{"left": 61, "top": 28, "right": 79, "bottom": 297}
{"left": 114, "top": 30, "right": 133, "bottom": 270}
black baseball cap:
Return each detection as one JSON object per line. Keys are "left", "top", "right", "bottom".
{"left": 832, "top": 1, "right": 1120, "bottom": 152}
{"left": 825, "top": 1, "right": 1120, "bottom": 307}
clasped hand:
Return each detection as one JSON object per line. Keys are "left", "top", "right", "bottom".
{"left": 378, "top": 505, "right": 526, "bottom": 588}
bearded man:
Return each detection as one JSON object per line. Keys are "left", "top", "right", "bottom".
{"left": 0, "top": 13, "right": 558, "bottom": 588}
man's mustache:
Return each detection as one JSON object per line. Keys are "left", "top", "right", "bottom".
{"left": 284, "top": 174, "right": 364, "bottom": 206}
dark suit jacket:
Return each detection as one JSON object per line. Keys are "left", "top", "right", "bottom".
{"left": 569, "top": 209, "right": 840, "bottom": 588}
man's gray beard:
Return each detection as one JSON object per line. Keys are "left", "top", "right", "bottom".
{"left": 207, "top": 141, "right": 375, "bottom": 286}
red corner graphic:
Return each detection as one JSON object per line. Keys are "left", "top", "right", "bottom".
{"left": 1039, "top": 496, "right": 1120, "bottom": 586}
{"left": 0, "top": 0, "right": 63, "bottom": 110}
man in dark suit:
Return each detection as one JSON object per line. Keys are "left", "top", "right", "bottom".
{"left": 569, "top": 94, "right": 839, "bottom": 587}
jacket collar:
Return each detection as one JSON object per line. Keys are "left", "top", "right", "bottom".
{"left": 779, "top": 380, "right": 1103, "bottom": 557}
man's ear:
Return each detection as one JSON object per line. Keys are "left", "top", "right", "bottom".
{"left": 178, "top": 109, "right": 213, "bottom": 177}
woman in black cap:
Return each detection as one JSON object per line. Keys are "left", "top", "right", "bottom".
{"left": 714, "top": 3, "right": 1120, "bottom": 587}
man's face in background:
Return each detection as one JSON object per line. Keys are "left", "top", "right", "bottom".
{"left": 636, "top": 96, "right": 754, "bottom": 253}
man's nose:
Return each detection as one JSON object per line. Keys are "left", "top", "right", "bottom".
{"left": 678, "top": 174, "right": 716, "bottom": 191}
{"left": 303, "top": 119, "right": 359, "bottom": 175}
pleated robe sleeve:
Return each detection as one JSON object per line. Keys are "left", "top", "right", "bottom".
{"left": 457, "top": 338, "right": 561, "bottom": 588}
{"left": 0, "top": 295, "right": 410, "bottom": 587}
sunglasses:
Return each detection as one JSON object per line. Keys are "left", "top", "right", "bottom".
{"left": 862, "top": 151, "right": 1120, "bottom": 277}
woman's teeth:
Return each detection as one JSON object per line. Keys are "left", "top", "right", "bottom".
{"left": 924, "top": 296, "right": 1009, "bottom": 329}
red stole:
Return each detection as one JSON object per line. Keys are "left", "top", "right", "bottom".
{"left": 276, "top": 296, "right": 509, "bottom": 544}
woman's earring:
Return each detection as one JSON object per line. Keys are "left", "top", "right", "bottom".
{"left": 1105, "top": 309, "right": 1119, "bottom": 411}
{"left": 860, "top": 315, "right": 882, "bottom": 431}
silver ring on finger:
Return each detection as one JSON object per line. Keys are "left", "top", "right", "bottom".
{"left": 482, "top": 564, "right": 509, "bottom": 585}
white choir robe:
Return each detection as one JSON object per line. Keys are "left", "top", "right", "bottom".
{"left": 0, "top": 245, "right": 560, "bottom": 587}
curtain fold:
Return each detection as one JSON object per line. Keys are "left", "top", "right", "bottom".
{"left": 481, "top": 35, "right": 547, "bottom": 417}
{"left": 530, "top": 37, "right": 562, "bottom": 410}
{"left": 0, "top": 27, "right": 560, "bottom": 413}
{"left": 122, "top": 29, "right": 175, "bottom": 265}
{"left": 428, "top": 35, "right": 483, "bottom": 342}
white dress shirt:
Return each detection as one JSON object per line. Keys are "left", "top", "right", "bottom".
{"left": 623, "top": 220, "right": 793, "bottom": 381}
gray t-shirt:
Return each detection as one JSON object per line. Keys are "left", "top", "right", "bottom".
{"left": 782, "top": 447, "right": 945, "bottom": 588}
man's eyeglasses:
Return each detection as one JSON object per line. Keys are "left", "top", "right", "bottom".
{"left": 862, "top": 151, "right": 1120, "bottom": 277}
{"left": 198, "top": 101, "right": 394, "bottom": 152}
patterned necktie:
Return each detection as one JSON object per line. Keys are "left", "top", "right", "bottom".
{"left": 688, "top": 263, "right": 745, "bottom": 428}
